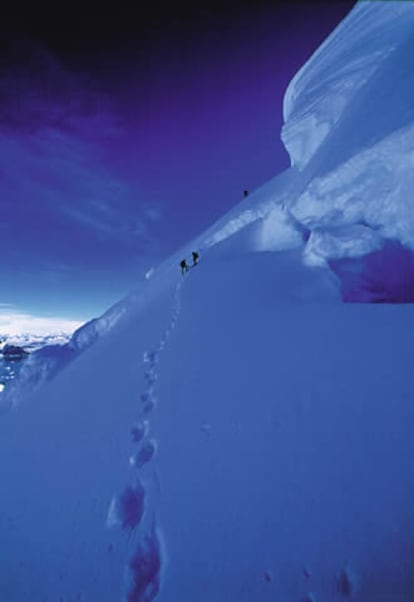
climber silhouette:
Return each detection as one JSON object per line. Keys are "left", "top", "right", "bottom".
{"left": 243, "top": 190, "right": 249, "bottom": 198}
{"left": 180, "top": 259, "right": 189, "bottom": 274}
{"left": 192, "top": 251, "right": 199, "bottom": 266}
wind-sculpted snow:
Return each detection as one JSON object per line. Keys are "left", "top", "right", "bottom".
{"left": 256, "top": 3, "right": 414, "bottom": 301}
{"left": 282, "top": 2, "right": 414, "bottom": 169}
{"left": 282, "top": 118, "right": 414, "bottom": 297}
{"left": 303, "top": 224, "right": 383, "bottom": 267}
{"left": 68, "top": 298, "right": 131, "bottom": 352}
{"left": 196, "top": 167, "right": 296, "bottom": 255}
{"left": 291, "top": 123, "right": 414, "bottom": 253}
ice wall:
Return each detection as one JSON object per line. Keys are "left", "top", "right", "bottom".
{"left": 259, "top": 1, "right": 414, "bottom": 289}
{"left": 281, "top": 2, "right": 414, "bottom": 170}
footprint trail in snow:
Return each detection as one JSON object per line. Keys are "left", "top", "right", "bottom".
{"left": 110, "top": 280, "right": 182, "bottom": 602}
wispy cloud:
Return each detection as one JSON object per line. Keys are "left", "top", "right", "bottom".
{"left": 0, "top": 309, "right": 83, "bottom": 336}
{"left": 0, "top": 39, "right": 164, "bottom": 253}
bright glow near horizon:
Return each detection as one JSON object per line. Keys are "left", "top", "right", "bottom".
{"left": 0, "top": 309, "right": 84, "bottom": 337}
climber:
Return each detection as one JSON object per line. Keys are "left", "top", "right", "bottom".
{"left": 180, "top": 259, "right": 189, "bottom": 274}
{"left": 192, "top": 251, "right": 199, "bottom": 266}
{"left": 243, "top": 190, "right": 249, "bottom": 198}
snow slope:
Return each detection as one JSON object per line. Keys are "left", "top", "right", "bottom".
{"left": 2, "top": 2, "right": 414, "bottom": 601}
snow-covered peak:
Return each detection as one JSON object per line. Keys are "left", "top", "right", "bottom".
{"left": 281, "top": 1, "right": 414, "bottom": 170}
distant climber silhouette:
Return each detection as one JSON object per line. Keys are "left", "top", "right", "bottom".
{"left": 243, "top": 190, "right": 249, "bottom": 198}
{"left": 192, "top": 251, "right": 199, "bottom": 266}
{"left": 180, "top": 259, "right": 189, "bottom": 274}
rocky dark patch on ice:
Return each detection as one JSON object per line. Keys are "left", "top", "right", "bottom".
{"left": 1, "top": 344, "right": 29, "bottom": 360}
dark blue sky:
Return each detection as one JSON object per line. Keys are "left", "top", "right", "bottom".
{"left": 0, "top": 1, "right": 356, "bottom": 326}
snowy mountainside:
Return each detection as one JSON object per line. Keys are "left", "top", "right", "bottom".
{"left": 1, "top": 241, "right": 414, "bottom": 601}
{"left": 0, "top": 284, "right": 147, "bottom": 407}
{"left": 8, "top": 1, "right": 414, "bottom": 408}
{"left": 2, "top": 2, "right": 414, "bottom": 601}
{"left": 0, "top": 166, "right": 299, "bottom": 406}
{"left": 14, "top": 0, "right": 414, "bottom": 404}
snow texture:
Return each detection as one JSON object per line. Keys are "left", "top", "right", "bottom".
{"left": 2, "top": 2, "right": 414, "bottom": 601}
{"left": 282, "top": 1, "right": 414, "bottom": 169}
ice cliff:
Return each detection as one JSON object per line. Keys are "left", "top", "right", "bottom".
{"left": 281, "top": 1, "right": 414, "bottom": 170}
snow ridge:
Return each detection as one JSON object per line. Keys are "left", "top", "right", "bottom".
{"left": 282, "top": 1, "right": 414, "bottom": 169}
{"left": 112, "top": 280, "right": 182, "bottom": 601}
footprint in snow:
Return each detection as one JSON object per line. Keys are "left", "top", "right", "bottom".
{"left": 130, "top": 439, "right": 157, "bottom": 468}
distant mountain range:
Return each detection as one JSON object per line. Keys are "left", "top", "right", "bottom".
{"left": 0, "top": 332, "right": 72, "bottom": 351}
{"left": 0, "top": 333, "right": 72, "bottom": 391}
{"left": 0, "top": 333, "right": 71, "bottom": 353}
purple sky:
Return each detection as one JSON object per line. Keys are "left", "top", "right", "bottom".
{"left": 0, "top": 2, "right": 356, "bottom": 325}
